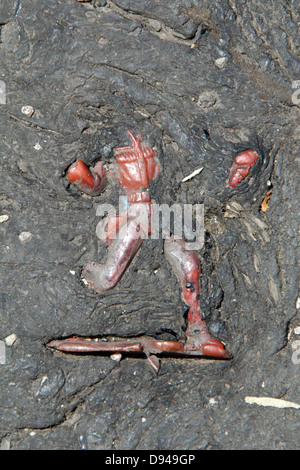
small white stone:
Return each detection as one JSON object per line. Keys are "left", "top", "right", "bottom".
{"left": 69, "top": 270, "right": 76, "bottom": 275}
{"left": 4, "top": 333, "right": 17, "bottom": 346}
{"left": 197, "top": 91, "right": 217, "bottom": 108}
{"left": 110, "top": 353, "right": 122, "bottom": 362}
{"left": 215, "top": 57, "right": 227, "bottom": 68}
{"left": 0, "top": 214, "right": 9, "bottom": 223}
{"left": 34, "top": 143, "right": 42, "bottom": 150}
{"left": 148, "top": 19, "right": 161, "bottom": 32}
{"left": 294, "top": 326, "right": 300, "bottom": 335}
{"left": 21, "top": 105, "right": 35, "bottom": 117}
{"left": 19, "top": 231, "right": 33, "bottom": 243}
{"left": 209, "top": 397, "right": 218, "bottom": 405}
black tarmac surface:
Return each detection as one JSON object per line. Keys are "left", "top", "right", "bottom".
{"left": 0, "top": 0, "right": 299, "bottom": 450}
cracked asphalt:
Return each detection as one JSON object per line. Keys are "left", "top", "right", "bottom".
{"left": 0, "top": 0, "right": 299, "bottom": 450}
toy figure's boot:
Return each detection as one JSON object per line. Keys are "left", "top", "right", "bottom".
{"left": 164, "top": 236, "right": 230, "bottom": 358}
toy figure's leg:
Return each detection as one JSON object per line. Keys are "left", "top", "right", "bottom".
{"left": 82, "top": 218, "right": 145, "bottom": 293}
{"left": 48, "top": 234, "right": 231, "bottom": 372}
{"left": 164, "top": 236, "right": 230, "bottom": 358}
{"left": 103, "top": 211, "right": 130, "bottom": 244}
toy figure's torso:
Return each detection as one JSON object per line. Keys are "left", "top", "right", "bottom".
{"left": 114, "top": 130, "right": 160, "bottom": 194}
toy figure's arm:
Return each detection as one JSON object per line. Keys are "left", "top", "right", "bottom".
{"left": 67, "top": 160, "right": 107, "bottom": 196}
{"left": 225, "top": 149, "right": 259, "bottom": 188}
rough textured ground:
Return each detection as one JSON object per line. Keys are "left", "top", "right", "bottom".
{"left": 0, "top": 0, "right": 299, "bottom": 450}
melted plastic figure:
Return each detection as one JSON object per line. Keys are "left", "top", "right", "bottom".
{"left": 225, "top": 149, "right": 259, "bottom": 188}
{"left": 48, "top": 131, "right": 231, "bottom": 373}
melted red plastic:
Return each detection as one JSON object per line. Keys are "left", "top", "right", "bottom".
{"left": 226, "top": 149, "right": 259, "bottom": 188}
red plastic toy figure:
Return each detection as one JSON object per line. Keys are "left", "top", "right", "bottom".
{"left": 225, "top": 149, "right": 259, "bottom": 188}
{"left": 48, "top": 131, "right": 231, "bottom": 373}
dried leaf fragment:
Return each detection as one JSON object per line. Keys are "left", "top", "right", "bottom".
{"left": 245, "top": 396, "right": 300, "bottom": 409}
{"left": 181, "top": 167, "right": 203, "bottom": 182}
{"left": 260, "top": 189, "right": 272, "bottom": 212}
